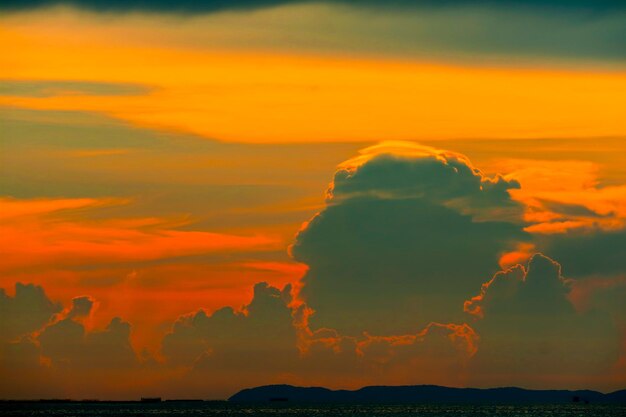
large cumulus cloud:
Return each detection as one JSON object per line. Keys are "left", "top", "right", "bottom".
{"left": 154, "top": 143, "right": 626, "bottom": 393}
{"left": 465, "top": 254, "right": 621, "bottom": 388}
{"left": 3, "top": 141, "right": 626, "bottom": 398}
{"left": 291, "top": 142, "right": 527, "bottom": 336}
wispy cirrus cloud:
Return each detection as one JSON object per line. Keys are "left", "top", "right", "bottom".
{"left": 0, "top": 80, "right": 152, "bottom": 98}
{"left": 0, "top": 197, "right": 279, "bottom": 273}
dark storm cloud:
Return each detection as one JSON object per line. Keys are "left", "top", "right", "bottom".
{"left": 2, "top": 2, "right": 625, "bottom": 66}
{"left": 0, "top": 283, "right": 61, "bottom": 343}
{"left": 1, "top": 0, "right": 623, "bottom": 14}
{"left": 539, "top": 228, "right": 626, "bottom": 278}
{"left": 291, "top": 143, "right": 528, "bottom": 336}
{"left": 466, "top": 254, "right": 620, "bottom": 383}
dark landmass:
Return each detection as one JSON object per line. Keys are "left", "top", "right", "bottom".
{"left": 229, "top": 385, "right": 626, "bottom": 404}
{"left": 1, "top": 386, "right": 624, "bottom": 405}
{"left": 0, "top": 399, "right": 226, "bottom": 404}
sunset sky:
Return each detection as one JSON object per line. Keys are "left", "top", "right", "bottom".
{"left": 1, "top": 0, "right": 625, "bottom": 400}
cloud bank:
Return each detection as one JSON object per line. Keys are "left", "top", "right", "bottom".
{"left": 2, "top": 0, "right": 623, "bottom": 14}
{"left": 291, "top": 142, "right": 526, "bottom": 335}
{"left": 2, "top": 141, "right": 625, "bottom": 398}
{"left": 0, "top": 286, "right": 140, "bottom": 398}
{"left": 0, "top": 283, "right": 61, "bottom": 343}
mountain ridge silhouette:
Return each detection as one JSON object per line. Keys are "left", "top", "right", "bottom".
{"left": 229, "top": 384, "right": 626, "bottom": 404}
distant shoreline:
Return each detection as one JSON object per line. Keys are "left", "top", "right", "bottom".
{"left": 0, "top": 399, "right": 227, "bottom": 404}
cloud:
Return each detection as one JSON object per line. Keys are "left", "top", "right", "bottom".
{"left": 464, "top": 254, "right": 573, "bottom": 317}
{"left": 295, "top": 322, "right": 478, "bottom": 389}
{"left": 0, "top": 283, "right": 59, "bottom": 397}
{"left": 291, "top": 142, "right": 526, "bottom": 336}
{"left": 1, "top": 0, "right": 622, "bottom": 14}
{"left": 0, "top": 108, "right": 329, "bottom": 345}
{"left": 354, "top": 323, "right": 477, "bottom": 381}
{"left": 0, "top": 285, "right": 146, "bottom": 398}
{"left": 497, "top": 159, "right": 626, "bottom": 234}
{"left": 162, "top": 282, "right": 298, "bottom": 369}
{"left": 0, "top": 337, "right": 52, "bottom": 399}
{"left": 0, "top": 197, "right": 280, "bottom": 274}
{"left": 3, "top": 139, "right": 626, "bottom": 397}
{"left": 38, "top": 316, "right": 137, "bottom": 369}
{"left": 0, "top": 80, "right": 151, "bottom": 98}
{"left": 6, "top": 290, "right": 137, "bottom": 371}
{"left": 465, "top": 254, "right": 621, "bottom": 388}
{"left": 160, "top": 279, "right": 477, "bottom": 397}
{"left": 0, "top": 196, "right": 115, "bottom": 221}
{"left": 328, "top": 143, "right": 522, "bottom": 219}
{"left": 66, "top": 296, "right": 95, "bottom": 319}
{"left": 538, "top": 228, "right": 626, "bottom": 279}
{"left": 161, "top": 281, "right": 301, "bottom": 397}
{"left": 5, "top": 2, "right": 625, "bottom": 65}
{"left": 0, "top": 283, "right": 61, "bottom": 343}
{"left": 588, "top": 280, "right": 626, "bottom": 386}
{"left": 536, "top": 226, "right": 626, "bottom": 387}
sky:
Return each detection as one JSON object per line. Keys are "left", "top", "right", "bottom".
{"left": 1, "top": 0, "right": 626, "bottom": 400}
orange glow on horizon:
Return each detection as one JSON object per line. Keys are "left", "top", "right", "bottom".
{"left": 0, "top": 197, "right": 304, "bottom": 350}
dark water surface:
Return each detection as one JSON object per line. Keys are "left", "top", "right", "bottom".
{"left": 1, "top": 403, "right": 625, "bottom": 417}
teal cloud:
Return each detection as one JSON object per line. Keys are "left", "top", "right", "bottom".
{"left": 2, "top": 1, "right": 623, "bottom": 14}
{"left": 160, "top": 281, "right": 476, "bottom": 397}
{"left": 0, "top": 283, "right": 61, "bottom": 343}
{"left": 2, "top": 2, "right": 624, "bottom": 64}
{"left": 291, "top": 144, "right": 528, "bottom": 336}
{"left": 0, "top": 80, "right": 152, "bottom": 98}
{"left": 467, "top": 254, "right": 620, "bottom": 385}
{"left": 539, "top": 228, "right": 626, "bottom": 278}
{"left": 38, "top": 315, "right": 137, "bottom": 369}
{"left": 0, "top": 285, "right": 140, "bottom": 398}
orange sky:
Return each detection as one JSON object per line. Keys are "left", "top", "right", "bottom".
{"left": 2, "top": 23, "right": 626, "bottom": 343}
{"left": 1, "top": 10, "right": 625, "bottom": 143}
{"left": 1, "top": 3, "right": 626, "bottom": 398}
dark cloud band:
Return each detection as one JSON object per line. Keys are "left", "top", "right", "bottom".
{"left": 2, "top": 0, "right": 623, "bottom": 13}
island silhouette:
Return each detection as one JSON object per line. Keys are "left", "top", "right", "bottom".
{"left": 229, "top": 384, "right": 626, "bottom": 404}
{"left": 3, "top": 384, "right": 625, "bottom": 405}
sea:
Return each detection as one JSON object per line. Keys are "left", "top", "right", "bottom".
{"left": 0, "top": 403, "right": 625, "bottom": 417}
